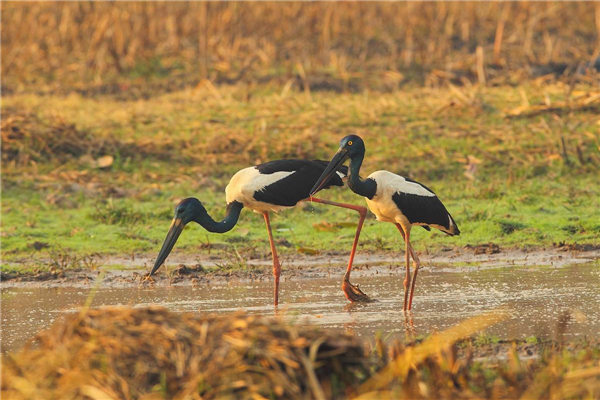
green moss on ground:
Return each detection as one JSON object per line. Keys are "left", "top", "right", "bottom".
{"left": 2, "top": 83, "right": 599, "bottom": 269}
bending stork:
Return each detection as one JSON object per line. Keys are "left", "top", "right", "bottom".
{"left": 150, "top": 159, "right": 368, "bottom": 306}
{"left": 310, "top": 135, "right": 460, "bottom": 310}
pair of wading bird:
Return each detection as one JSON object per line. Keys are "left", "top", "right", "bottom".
{"left": 151, "top": 135, "right": 459, "bottom": 310}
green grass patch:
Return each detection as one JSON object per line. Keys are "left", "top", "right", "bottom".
{"left": 2, "top": 83, "right": 599, "bottom": 266}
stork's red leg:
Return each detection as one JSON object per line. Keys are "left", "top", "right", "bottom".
{"left": 306, "top": 197, "right": 371, "bottom": 302}
{"left": 408, "top": 254, "right": 421, "bottom": 310}
{"left": 395, "top": 224, "right": 419, "bottom": 264}
{"left": 395, "top": 224, "right": 421, "bottom": 311}
{"left": 396, "top": 224, "right": 411, "bottom": 311}
{"left": 263, "top": 212, "right": 281, "bottom": 306}
{"left": 404, "top": 309, "right": 416, "bottom": 338}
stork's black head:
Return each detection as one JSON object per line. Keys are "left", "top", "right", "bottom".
{"left": 339, "top": 134, "right": 365, "bottom": 158}
{"left": 174, "top": 197, "right": 206, "bottom": 224}
{"left": 310, "top": 135, "right": 366, "bottom": 195}
{"left": 150, "top": 197, "right": 207, "bottom": 276}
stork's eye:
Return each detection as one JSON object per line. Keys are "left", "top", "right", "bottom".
{"left": 348, "top": 141, "right": 353, "bottom": 146}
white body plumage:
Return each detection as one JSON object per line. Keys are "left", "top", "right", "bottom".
{"left": 224, "top": 161, "right": 347, "bottom": 214}
{"left": 364, "top": 170, "right": 458, "bottom": 234}
{"left": 226, "top": 167, "right": 295, "bottom": 213}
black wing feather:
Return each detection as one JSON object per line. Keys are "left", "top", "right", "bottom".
{"left": 392, "top": 180, "right": 460, "bottom": 236}
{"left": 253, "top": 159, "right": 346, "bottom": 207}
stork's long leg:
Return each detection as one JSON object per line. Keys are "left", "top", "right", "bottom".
{"left": 395, "top": 224, "right": 420, "bottom": 265}
{"left": 404, "top": 310, "right": 416, "bottom": 338}
{"left": 396, "top": 224, "right": 421, "bottom": 310}
{"left": 263, "top": 212, "right": 281, "bottom": 306}
{"left": 396, "top": 224, "right": 412, "bottom": 311}
{"left": 408, "top": 258, "right": 420, "bottom": 310}
{"left": 306, "top": 197, "right": 371, "bottom": 302}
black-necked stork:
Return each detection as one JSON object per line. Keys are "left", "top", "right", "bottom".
{"left": 150, "top": 159, "right": 368, "bottom": 306}
{"left": 310, "top": 135, "right": 460, "bottom": 310}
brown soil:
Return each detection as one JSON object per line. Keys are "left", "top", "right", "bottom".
{"left": 2, "top": 247, "right": 599, "bottom": 288}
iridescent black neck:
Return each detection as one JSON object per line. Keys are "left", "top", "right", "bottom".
{"left": 197, "top": 201, "right": 243, "bottom": 233}
{"left": 347, "top": 150, "right": 377, "bottom": 200}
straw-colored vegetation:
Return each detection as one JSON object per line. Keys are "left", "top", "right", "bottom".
{"left": 2, "top": 2, "right": 600, "bottom": 92}
{"left": 2, "top": 307, "right": 599, "bottom": 399}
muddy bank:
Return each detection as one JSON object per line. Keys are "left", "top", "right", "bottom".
{"left": 2, "top": 247, "right": 599, "bottom": 288}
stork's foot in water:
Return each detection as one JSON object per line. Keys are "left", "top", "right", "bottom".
{"left": 342, "top": 280, "right": 374, "bottom": 303}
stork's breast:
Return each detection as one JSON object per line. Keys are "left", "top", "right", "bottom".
{"left": 365, "top": 196, "right": 395, "bottom": 222}
{"left": 225, "top": 167, "right": 258, "bottom": 205}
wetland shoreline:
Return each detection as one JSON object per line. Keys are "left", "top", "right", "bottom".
{"left": 2, "top": 247, "right": 599, "bottom": 288}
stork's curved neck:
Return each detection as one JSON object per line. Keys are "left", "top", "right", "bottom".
{"left": 348, "top": 150, "right": 377, "bottom": 199}
{"left": 197, "top": 201, "right": 243, "bottom": 233}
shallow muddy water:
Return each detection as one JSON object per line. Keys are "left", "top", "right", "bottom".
{"left": 2, "top": 263, "right": 599, "bottom": 353}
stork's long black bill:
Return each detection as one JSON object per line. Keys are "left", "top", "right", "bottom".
{"left": 150, "top": 218, "right": 185, "bottom": 275}
{"left": 309, "top": 148, "right": 350, "bottom": 196}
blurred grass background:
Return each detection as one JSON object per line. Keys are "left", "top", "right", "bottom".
{"left": 1, "top": 1, "right": 600, "bottom": 268}
{"left": 3, "top": 2, "right": 600, "bottom": 92}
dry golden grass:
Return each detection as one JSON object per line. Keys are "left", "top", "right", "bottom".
{"left": 2, "top": 307, "right": 599, "bottom": 400}
{"left": 2, "top": 307, "right": 370, "bottom": 400}
{"left": 3, "top": 82, "right": 599, "bottom": 179}
{"left": 2, "top": 2, "right": 600, "bottom": 90}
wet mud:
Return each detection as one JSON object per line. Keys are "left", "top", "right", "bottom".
{"left": 2, "top": 247, "right": 599, "bottom": 287}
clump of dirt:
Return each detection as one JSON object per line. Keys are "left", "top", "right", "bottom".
{"left": 0, "top": 269, "right": 66, "bottom": 282}
{"left": 29, "top": 241, "right": 50, "bottom": 251}
{"left": 465, "top": 243, "right": 501, "bottom": 255}
{"left": 173, "top": 264, "right": 207, "bottom": 275}
{"left": 139, "top": 263, "right": 269, "bottom": 285}
{"left": 554, "top": 242, "right": 600, "bottom": 252}
{"left": 163, "top": 264, "right": 209, "bottom": 284}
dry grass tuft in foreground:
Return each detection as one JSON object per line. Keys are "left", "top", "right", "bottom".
{"left": 1, "top": 307, "right": 370, "bottom": 400}
{"left": 3, "top": 307, "right": 599, "bottom": 400}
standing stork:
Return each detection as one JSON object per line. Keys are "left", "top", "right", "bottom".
{"left": 150, "top": 159, "right": 369, "bottom": 306}
{"left": 310, "top": 135, "right": 460, "bottom": 310}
